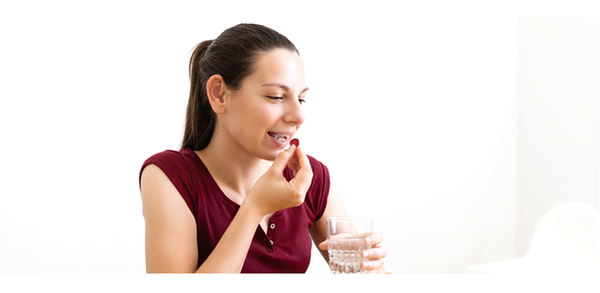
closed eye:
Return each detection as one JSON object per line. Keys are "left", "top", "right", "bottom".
{"left": 267, "top": 95, "right": 306, "bottom": 105}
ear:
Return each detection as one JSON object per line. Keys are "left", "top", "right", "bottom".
{"left": 206, "top": 74, "right": 228, "bottom": 114}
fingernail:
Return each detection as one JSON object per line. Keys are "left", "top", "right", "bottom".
{"left": 366, "top": 237, "right": 372, "bottom": 245}
{"left": 363, "top": 251, "right": 370, "bottom": 258}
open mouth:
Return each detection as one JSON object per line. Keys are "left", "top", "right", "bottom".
{"left": 268, "top": 132, "right": 291, "bottom": 143}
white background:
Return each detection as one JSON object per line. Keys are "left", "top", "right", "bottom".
{"left": 0, "top": 0, "right": 598, "bottom": 275}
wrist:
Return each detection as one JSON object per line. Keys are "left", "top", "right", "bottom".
{"left": 237, "top": 201, "right": 265, "bottom": 225}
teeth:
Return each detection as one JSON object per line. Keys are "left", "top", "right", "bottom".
{"left": 269, "top": 132, "right": 290, "bottom": 142}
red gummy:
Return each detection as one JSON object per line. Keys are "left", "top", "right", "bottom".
{"left": 290, "top": 138, "right": 299, "bottom": 147}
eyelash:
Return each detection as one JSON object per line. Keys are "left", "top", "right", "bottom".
{"left": 267, "top": 96, "right": 306, "bottom": 104}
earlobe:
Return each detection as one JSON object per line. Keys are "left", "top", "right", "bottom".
{"left": 206, "top": 74, "right": 228, "bottom": 114}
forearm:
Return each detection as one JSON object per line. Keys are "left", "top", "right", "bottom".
{"left": 195, "top": 204, "right": 262, "bottom": 273}
{"left": 196, "top": 146, "right": 311, "bottom": 273}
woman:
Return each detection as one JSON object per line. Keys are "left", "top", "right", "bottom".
{"left": 139, "top": 23, "right": 387, "bottom": 273}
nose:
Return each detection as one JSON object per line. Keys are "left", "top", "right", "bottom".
{"left": 283, "top": 98, "right": 306, "bottom": 126}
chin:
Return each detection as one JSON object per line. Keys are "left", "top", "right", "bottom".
{"left": 260, "top": 149, "right": 284, "bottom": 162}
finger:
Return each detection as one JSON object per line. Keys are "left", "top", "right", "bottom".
{"left": 270, "top": 145, "right": 296, "bottom": 173}
{"left": 362, "top": 247, "right": 388, "bottom": 260}
{"left": 295, "top": 145, "right": 310, "bottom": 167}
{"left": 365, "top": 232, "right": 384, "bottom": 246}
{"left": 293, "top": 146, "right": 311, "bottom": 177}
{"left": 289, "top": 146, "right": 313, "bottom": 191}
{"left": 317, "top": 240, "right": 328, "bottom": 251}
{"left": 286, "top": 149, "right": 300, "bottom": 175}
{"left": 361, "top": 259, "right": 384, "bottom": 272}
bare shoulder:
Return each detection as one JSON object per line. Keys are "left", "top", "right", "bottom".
{"left": 140, "top": 164, "right": 185, "bottom": 216}
{"left": 140, "top": 164, "right": 198, "bottom": 273}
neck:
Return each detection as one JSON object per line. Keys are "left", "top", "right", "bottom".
{"left": 194, "top": 132, "right": 271, "bottom": 204}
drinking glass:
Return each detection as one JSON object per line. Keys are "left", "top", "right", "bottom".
{"left": 326, "top": 217, "right": 373, "bottom": 274}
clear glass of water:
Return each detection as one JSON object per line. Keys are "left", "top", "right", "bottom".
{"left": 326, "top": 217, "right": 373, "bottom": 274}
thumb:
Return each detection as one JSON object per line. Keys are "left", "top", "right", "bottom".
{"left": 269, "top": 145, "right": 296, "bottom": 173}
{"left": 318, "top": 239, "right": 328, "bottom": 251}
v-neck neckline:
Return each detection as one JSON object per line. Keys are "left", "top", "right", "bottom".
{"left": 185, "top": 148, "right": 283, "bottom": 236}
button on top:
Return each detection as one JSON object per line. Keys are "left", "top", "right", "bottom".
{"left": 269, "top": 223, "right": 276, "bottom": 229}
{"left": 269, "top": 240, "right": 274, "bottom": 245}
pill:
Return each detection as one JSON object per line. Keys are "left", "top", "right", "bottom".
{"left": 290, "top": 138, "right": 299, "bottom": 147}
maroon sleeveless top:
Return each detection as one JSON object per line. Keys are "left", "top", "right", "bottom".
{"left": 139, "top": 148, "right": 330, "bottom": 273}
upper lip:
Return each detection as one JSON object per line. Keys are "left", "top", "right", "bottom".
{"left": 268, "top": 131, "right": 295, "bottom": 136}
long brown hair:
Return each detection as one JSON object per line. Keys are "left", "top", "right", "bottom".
{"left": 181, "top": 24, "right": 298, "bottom": 150}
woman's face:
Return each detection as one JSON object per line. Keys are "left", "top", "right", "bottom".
{"left": 218, "top": 48, "right": 308, "bottom": 161}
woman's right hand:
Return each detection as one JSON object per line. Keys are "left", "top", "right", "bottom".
{"left": 243, "top": 144, "right": 313, "bottom": 217}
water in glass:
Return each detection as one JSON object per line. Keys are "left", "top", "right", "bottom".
{"left": 328, "top": 233, "right": 371, "bottom": 274}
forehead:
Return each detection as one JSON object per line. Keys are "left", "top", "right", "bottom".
{"left": 244, "top": 49, "right": 307, "bottom": 90}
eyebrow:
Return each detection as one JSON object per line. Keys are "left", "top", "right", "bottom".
{"left": 261, "top": 83, "right": 309, "bottom": 93}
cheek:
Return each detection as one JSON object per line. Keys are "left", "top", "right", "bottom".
{"left": 246, "top": 109, "right": 276, "bottom": 133}
{"left": 228, "top": 103, "right": 274, "bottom": 136}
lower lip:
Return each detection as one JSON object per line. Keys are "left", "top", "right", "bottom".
{"left": 268, "top": 134, "right": 288, "bottom": 148}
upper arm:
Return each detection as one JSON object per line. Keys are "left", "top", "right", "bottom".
{"left": 309, "top": 181, "right": 349, "bottom": 260}
{"left": 140, "top": 164, "right": 198, "bottom": 273}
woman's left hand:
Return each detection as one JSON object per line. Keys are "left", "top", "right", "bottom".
{"left": 318, "top": 231, "right": 388, "bottom": 273}
{"left": 361, "top": 232, "right": 387, "bottom": 273}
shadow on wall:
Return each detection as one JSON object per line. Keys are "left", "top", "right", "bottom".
{"left": 468, "top": 202, "right": 600, "bottom": 273}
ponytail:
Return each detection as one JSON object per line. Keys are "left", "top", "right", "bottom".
{"left": 181, "top": 40, "right": 215, "bottom": 150}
